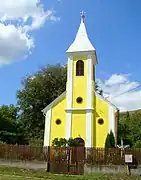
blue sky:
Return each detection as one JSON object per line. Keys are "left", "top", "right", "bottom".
{"left": 0, "top": 0, "right": 141, "bottom": 111}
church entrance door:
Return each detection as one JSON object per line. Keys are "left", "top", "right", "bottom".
{"left": 70, "top": 138, "right": 85, "bottom": 174}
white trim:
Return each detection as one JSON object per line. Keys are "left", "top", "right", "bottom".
{"left": 44, "top": 109, "right": 52, "bottom": 147}
{"left": 94, "top": 51, "right": 98, "bottom": 64}
{"left": 66, "top": 56, "right": 73, "bottom": 109}
{"left": 109, "top": 106, "right": 115, "bottom": 134}
{"left": 66, "top": 111, "right": 72, "bottom": 140}
{"left": 87, "top": 55, "right": 93, "bottom": 108}
{"left": 65, "top": 108, "right": 94, "bottom": 112}
{"left": 66, "top": 51, "right": 95, "bottom": 56}
{"left": 85, "top": 55, "right": 93, "bottom": 147}
{"left": 86, "top": 111, "right": 92, "bottom": 147}
{"left": 67, "top": 51, "right": 98, "bottom": 64}
{"left": 65, "top": 56, "right": 73, "bottom": 140}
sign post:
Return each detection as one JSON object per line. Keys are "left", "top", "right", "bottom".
{"left": 125, "top": 154, "right": 133, "bottom": 175}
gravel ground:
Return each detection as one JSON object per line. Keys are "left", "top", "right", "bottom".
{"left": 0, "top": 160, "right": 46, "bottom": 171}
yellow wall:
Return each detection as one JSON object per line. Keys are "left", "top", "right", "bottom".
{"left": 48, "top": 53, "right": 116, "bottom": 148}
{"left": 94, "top": 95, "right": 109, "bottom": 148}
{"left": 50, "top": 96, "right": 66, "bottom": 145}
{"left": 71, "top": 110, "right": 86, "bottom": 142}
{"left": 72, "top": 56, "right": 87, "bottom": 109}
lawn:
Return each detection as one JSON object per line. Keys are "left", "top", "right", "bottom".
{"left": 0, "top": 167, "right": 140, "bottom": 179}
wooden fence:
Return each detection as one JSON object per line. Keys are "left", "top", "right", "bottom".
{"left": 0, "top": 144, "right": 48, "bottom": 161}
{"left": 0, "top": 145, "right": 140, "bottom": 174}
{"left": 0, "top": 145, "right": 140, "bottom": 164}
{"left": 48, "top": 147, "right": 140, "bottom": 174}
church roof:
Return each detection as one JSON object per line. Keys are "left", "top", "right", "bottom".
{"left": 42, "top": 92, "right": 66, "bottom": 114}
{"left": 66, "top": 12, "right": 96, "bottom": 53}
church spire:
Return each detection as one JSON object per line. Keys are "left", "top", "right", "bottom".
{"left": 66, "top": 12, "right": 95, "bottom": 53}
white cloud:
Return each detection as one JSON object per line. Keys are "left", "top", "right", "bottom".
{"left": 105, "top": 74, "right": 129, "bottom": 86}
{"left": 0, "top": 0, "right": 57, "bottom": 23}
{"left": 0, "top": 23, "right": 34, "bottom": 65}
{"left": 97, "top": 74, "right": 141, "bottom": 112}
{"left": 0, "top": 0, "right": 59, "bottom": 65}
{"left": 24, "top": 9, "right": 60, "bottom": 31}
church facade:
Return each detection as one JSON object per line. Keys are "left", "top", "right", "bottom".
{"left": 42, "top": 14, "right": 119, "bottom": 148}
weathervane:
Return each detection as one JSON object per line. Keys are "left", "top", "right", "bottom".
{"left": 80, "top": 11, "right": 85, "bottom": 22}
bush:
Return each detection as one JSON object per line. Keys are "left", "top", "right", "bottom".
{"left": 0, "top": 141, "right": 6, "bottom": 144}
{"left": 67, "top": 138, "right": 79, "bottom": 147}
{"left": 52, "top": 138, "right": 67, "bottom": 148}
{"left": 52, "top": 138, "right": 81, "bottom": 148}
{"left": 29, "top": 138, "right": 43, "bottom": 146}
{"left": 134, "top": 140, "right": 141, "bottom": 148}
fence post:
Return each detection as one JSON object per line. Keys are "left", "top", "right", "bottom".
{"left": 127, "top": 164, "right": 131, "bottom": 176}
{"left": 46, "top": 146, "right": 50, "bottom": 172}
{"left": 67, "top": 147, "right": 70, "bottom": 173}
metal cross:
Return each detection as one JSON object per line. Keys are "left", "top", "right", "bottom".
{"left": 80, "top": 11, "right": 85, "bottom": 22}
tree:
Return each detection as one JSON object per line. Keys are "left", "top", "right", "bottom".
{"left": 128, "top": 111, "right": 141, "bottom": 145}
{"left": 118, "top": 110, "right": 141, "bottom": 147}
{"left": 134, "top": 140, "right": 141, "bottom": 148}
{"left": 118, "top": 123, "right": 129, "bottom": 146}
{"left": 105, "top": 131, "right": 115, "bottom": 148}
{"left": 0, "top": 104, "right": 27, "bottom": 144}
{"left": 105, "top": 134, "right": 111, "bottom": 148}
{"left": 95, "top": 82, "right": 103, "bottom": 96}
{"left": 17, "top": 64, "right": 67, "bottom": 142}
{"left": 118, "top": 111, "right": 131, "bottom": 146}
{"left": 109, "top": 130, "right": 115, "bottom": 147}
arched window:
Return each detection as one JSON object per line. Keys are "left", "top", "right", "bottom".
{"left": 76, "top": 60, "right": 84, "bottom": 76}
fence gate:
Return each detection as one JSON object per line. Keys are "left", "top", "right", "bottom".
{"left": 47, "top": 147, "right": 85, "bottom": 175}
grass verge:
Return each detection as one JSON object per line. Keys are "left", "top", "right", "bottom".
{"left": 0, "top": 166, "right": 140, "bottom": 179}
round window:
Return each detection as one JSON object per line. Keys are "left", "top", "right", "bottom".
{"left": 56, "top": 119, "right": 61, "bottom": 125}
{"left": 76, "top": 97, "right": 83, "bottom": 103}
{"left": 98, "top": 118, "right": 104, "bottom": 125}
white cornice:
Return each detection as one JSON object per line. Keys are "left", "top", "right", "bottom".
{"left": 65, "top": 108, "right": 94, "bottom": 112}
{"left": 66, "top": 51, "right": 95, "bottom": 56}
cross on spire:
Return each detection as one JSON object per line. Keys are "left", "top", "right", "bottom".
{"left": 80, "top": 11, "right": 85, "bottom": 23}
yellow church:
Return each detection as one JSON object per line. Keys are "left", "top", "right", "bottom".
{"left": 42, "top": 13, "right": 119, "bottom": 148}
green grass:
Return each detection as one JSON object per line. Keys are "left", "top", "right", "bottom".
{"left": 0, "top": 166, "right": 140, "bottom": 179}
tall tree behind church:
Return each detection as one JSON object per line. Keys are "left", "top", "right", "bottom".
{"left": 17, "top": 64, "right": 67, "bottom": 143}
